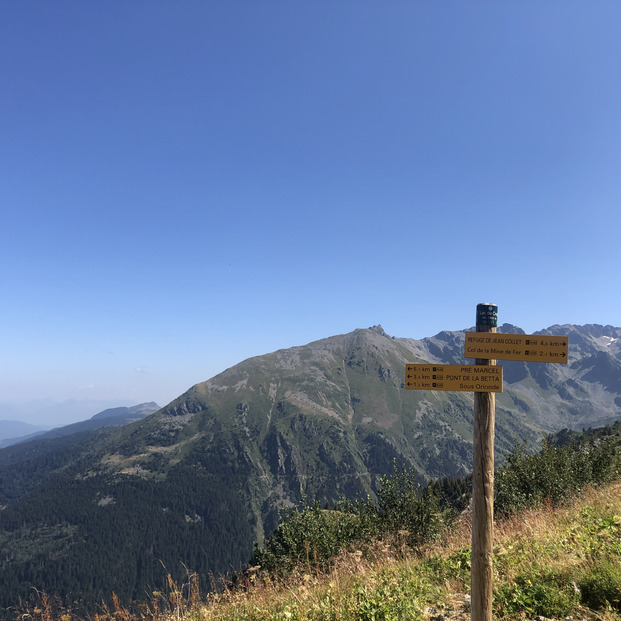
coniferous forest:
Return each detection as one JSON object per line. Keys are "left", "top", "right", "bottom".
{"left": 0, "top": 430, "right": 256, "bottom": 613}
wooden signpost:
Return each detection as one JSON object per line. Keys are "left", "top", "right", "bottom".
{"left": 469, "top": 304, "right": 498, "bottom": 621}
{"left": 405, "top": 303, "right": 569, "bottom": 621}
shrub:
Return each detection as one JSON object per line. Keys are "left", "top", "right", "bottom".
{"left": 250, "top": 500, "right": 369, "bottom": 576}
{"left": 495, "top": 437, "right": 620, "bottom": 517}
{"left": 579, "top": 561, "right": 621, "bottom": 611}
{"left": 375, "top": 462, "right": 443, "bottom": 547}
{"left": 494, "top": 571, "right": 579, "bottom": 618}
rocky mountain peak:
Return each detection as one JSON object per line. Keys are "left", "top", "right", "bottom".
{"left": 368, "top": 324, "right": 388, "bottom": 337}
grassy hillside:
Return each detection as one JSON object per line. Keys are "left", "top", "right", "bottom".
{"left": 194, "top": 483, "right": 621, "bottom": 621}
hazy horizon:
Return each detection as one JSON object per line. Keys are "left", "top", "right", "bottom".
{"left": 4, "top": 318, "right": 620, "bottom": 426}
{"left": 0, "top": 397, "right": 145, "bottom": 427}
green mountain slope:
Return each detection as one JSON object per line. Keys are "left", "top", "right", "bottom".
{"left": 0, "top": 323, "right": 619, "bottom": 615}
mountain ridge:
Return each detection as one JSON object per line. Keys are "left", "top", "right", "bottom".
{"left": 0, "top": 421, "right": 50, "bottom": 444}
{"left": 0, "top": 402, "right": 161, "bottom": 449}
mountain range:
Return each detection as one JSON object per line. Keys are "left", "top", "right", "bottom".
{"left": 0, "top": 421, "right": 50, "bottom": 446}
{"left": 0, "top": 398, "right": 139, "bottom": 430}
{"left": 0, "top": 322, "right": 619, "bottom": 615}
{"left": 0, "top": 403, "right": 160, "bottom": 448}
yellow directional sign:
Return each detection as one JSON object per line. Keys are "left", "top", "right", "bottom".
{"left": 405, "top": 364, "right": 503, "bottom": 392}
{"left": 464, "top": 332, "right": 568, "bottom": 363}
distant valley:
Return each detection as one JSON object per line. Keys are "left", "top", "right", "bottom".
{"left": 0, "top": 322, "right": 619, "bottom": 615}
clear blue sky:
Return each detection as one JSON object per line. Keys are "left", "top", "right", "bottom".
{"left": 2, "top": 2, "right": 620, "bottom": 419}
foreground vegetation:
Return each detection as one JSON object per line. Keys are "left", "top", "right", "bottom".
{"left": 198, "top": 483, "right": 621, "bottom": 621}
{"left": 18, "top": 480, "right": 621, "bottom": 621}
{"left": 13, "top": 422, "right": 621, "bottom": 620}
{"left": 248, "top": 423, "right": 620, "bottom": 579}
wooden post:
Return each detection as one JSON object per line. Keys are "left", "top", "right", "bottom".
{"left": 471, "top": 303, "right": 498, "bottom": 621}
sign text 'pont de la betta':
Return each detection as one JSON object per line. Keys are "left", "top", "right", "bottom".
{"left": 464, "top": 332, "right": 568, "bottom": 363}
{"left": 405, "top": 364, "right": 503, "bottom": 393}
